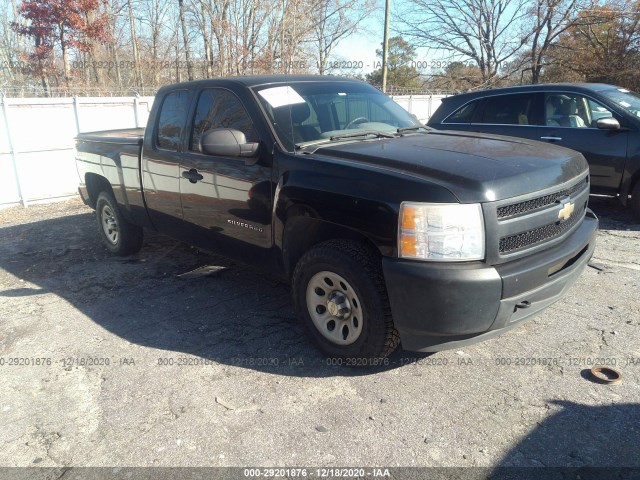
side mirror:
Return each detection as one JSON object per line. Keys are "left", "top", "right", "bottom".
{"left": 596, "top": 117, "right": 620, "bottom": 130}
{"left": 200, "top": 128, "right": 260, "bottom": 163}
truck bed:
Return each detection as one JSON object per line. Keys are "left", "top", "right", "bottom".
{"left": 75, "top": 127, "right": 150, "bottom": 229}
{"left": 76, "top": 128, "right": 144, "bottom": 144}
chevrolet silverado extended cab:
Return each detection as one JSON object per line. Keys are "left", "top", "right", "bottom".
{"left": 75, "top": 75, "right": 598, "bottom": 361}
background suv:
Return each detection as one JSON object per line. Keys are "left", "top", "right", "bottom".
{"left": 427, "top": 83, "right": 640, "bottom": 218}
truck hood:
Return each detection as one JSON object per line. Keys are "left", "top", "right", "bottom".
{"left": 312, "top": 130, "right": 589, "bottom": 203}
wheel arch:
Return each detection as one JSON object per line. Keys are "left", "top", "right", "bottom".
{"left": 84, "top": 173, "right": 115, "bottom": 209}
{"left": 282, "top": 212, "right": 383, "bottom": 279}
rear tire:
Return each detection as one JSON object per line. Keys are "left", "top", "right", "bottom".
{"left": 630, "top": 181, "right": 640, "bottom": 220}
{"left": 292, "top": 239, "right": 399, "bottom": 362}
{"left": 95, "top": 191, "right": 143, "bottom": 256}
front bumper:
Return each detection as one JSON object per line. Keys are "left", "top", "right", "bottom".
{"left": 382, "top": 210, "right": 598, "bottom": 352}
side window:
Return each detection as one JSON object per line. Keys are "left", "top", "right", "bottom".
{"left": 544, "top": 93, "right": 610, "bottom": 128}
{"left": 478, "top": 94, "right": 536, "bottom": 125}
{"left": 444, "top": 100, "right": 479, "bottom": 123}
{"left": 190, "top": 89, "right": 257, "bottom": 152}
{"left": 156, "top": 90, "right": 189, "bottom": 151}
{"left": 587, "top": 98, "right": 613, "bottom": 124}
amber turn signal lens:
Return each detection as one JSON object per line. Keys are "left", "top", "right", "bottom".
{"left": 400, "top": 235, "right": 417, "bottom": 256}
{"left": 401, "top": 206, "right": 416, "bottom": 231}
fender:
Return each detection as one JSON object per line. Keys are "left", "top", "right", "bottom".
{"left": 272, "top": 151, "right": 459, "bottom": 275}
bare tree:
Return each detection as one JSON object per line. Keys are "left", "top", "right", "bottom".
{"left": 277, "top": 0, "right": 315, "bottom": 73}
{"left": 5, "top": 0, "right": 372, "bottom": 94}
{"left": 138, "top": 0, "right": 175, "bottom": 84}
{"left": 311, "top": 0, "right": 372, "bottom": 74}
{"left": 546, "top": 0, "right": 640, "bottom": 89}
{"left": 178, "top": 0, "right": 194, "bottom": 80}
{"left": 0, "top": 0, "right": 22, "bottom": 84}
{"left": 127, "top": 0, "right": 143, "bottom": 87}
{"left": 397, "top": 0, "right": 531, "bottom": 85}
{"left": 193, "top": 0, "right": 214, "bottom": 77}
{"left": 524, "top": 0, "right": 602, "bottom": 83}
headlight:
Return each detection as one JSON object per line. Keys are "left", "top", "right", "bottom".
{"left": 399, "top": 202, "right": 485, "bottom": 261}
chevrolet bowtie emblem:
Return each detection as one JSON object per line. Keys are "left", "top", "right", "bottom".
{"left": 558, "top": 201, "right": 575, "bottom": 222}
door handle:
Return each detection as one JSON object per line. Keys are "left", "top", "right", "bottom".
{"left": 182, "top": 168, "right": 204, "bottom": 183}
{"left": 540, "top": 136, "right": 562, "bottom": 141}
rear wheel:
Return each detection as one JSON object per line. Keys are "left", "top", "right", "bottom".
{"left": 292, "top": 239, "right": 399, "bottom": 362}
{"left": 95, "top": 191, "right": 143, "bottom": 256}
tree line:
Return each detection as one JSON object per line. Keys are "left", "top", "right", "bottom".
{"left": 0, "top": 0, "right": 371, "bottom": 96}
{"left": 394, "top": 0, "right": 640, "bottom": 92}
{"left": 0, "top": 0, "right": 638, "bottom": 96}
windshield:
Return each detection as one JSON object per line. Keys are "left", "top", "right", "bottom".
{"left": 252, "top": 81, "right": 421, "bottom": 151}
{"left": 601, "top": 88, "right": 640, "bottom": 117}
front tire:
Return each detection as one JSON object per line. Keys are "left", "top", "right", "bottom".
{"left": 95, "top": 191, "right": 143, "bottom": 256}
{"left": 292, "top": 239, "right": 399, "bottom": 361}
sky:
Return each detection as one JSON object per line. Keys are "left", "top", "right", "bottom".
{"left": 331, "top": 5, "right": 389, "bottom": 76}
{"left": 329, "top": 3, "right": 447, "bottom": 78}
{"left": 333, "top": 32, "right": 380, "bottom": 75}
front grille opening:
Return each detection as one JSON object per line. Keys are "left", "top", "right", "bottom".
{"left": 497, "top": 176, "right": 588, "bottom": 220}
{"left": 548, "top": 244, "right": 589, "bottom": 277}
{"left": 499, "top": 201, "right": 587, "bottom": 254}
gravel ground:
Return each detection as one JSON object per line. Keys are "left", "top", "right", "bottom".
{"left": 0, "top": 196, "right": 639, "bottom": 474}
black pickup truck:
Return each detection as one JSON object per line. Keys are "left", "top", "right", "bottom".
{"left": 75, "top": 75, "right": 598, "bottom": 361}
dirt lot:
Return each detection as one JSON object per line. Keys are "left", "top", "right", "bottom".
{"left": 0, "top": 196, "right": 639, "bottom": 474}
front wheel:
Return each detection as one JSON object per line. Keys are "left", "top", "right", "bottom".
{"left": 95, "top": 191, "right": 143, "bottom": 256}
{"left": 292, "top": 239, "right": 399, "bottom": 361}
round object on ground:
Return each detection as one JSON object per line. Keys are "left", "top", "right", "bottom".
{"left": 590, "top": 366, "right": 623, "bottom": 384}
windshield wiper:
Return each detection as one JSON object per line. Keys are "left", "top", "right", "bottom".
{"left": 329, "top": 130, "right": 396, "bottom": 141}
{"left": 397, "top": 125, "right": 431, "bottom": 134}
{"left": 295, "top": 130, "right": 395, "bottom": 151}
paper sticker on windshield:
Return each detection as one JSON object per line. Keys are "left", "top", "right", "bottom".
{"left": 258, "top": 86, "right": 305, "bottom": 108}
{"left": 620, "top": 101, "right": 631, "bottom": 108}
{"left": 618, "top": 88, "right": 630, "bottom": 93}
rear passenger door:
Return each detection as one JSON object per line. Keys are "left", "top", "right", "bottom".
{"left": 537, "top": 92, "right": 628, "bottom": 194}
{"left": 142, "top": 89, "right": 192, "bottom": 236}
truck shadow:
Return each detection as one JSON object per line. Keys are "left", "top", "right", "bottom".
{"left": 492, "top": 401, "right": 640, "bottom": 476}
{"left": 588, "top": 196, "right": 640, "bottom": 232}
{"left": 0, "top": 211, "right": 427, "bottom": 377}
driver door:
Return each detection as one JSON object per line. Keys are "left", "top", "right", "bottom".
{"left": 179, "top": 87, "right": 273, "bottom": 264}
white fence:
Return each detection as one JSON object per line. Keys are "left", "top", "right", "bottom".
{"left": 392, "top": 95, "right": 446, "bottom": 124}
{"left": 0, "top": 96, "right": 154, "bottom": 207}
{"left": 0, "top": 94, "right": 447, "bottom": 207}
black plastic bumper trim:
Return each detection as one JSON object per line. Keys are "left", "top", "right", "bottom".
{"left": 383, "top": 209, "right": 598, "bottom": 352}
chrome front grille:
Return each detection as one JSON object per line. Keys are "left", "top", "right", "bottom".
{"left": 483, "top": 173, "right": 590, "bottom": 264}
